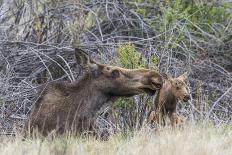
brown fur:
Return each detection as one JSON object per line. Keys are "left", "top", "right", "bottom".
{"left": 25, "top": 48, "right": 164, "bottom": 136}
{"left": 148, "top": 72, "right": 190, "bottom": 128}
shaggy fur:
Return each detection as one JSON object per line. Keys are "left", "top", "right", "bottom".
{"left": 148, "top": 72, "right": 190, "bottom": 128}
{"left": 25, "top": 48, "right": 164, "bottom": 136}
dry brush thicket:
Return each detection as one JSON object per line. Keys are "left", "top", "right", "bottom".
{"left": 0, "top": 0, "right": 231, "bottom": 135}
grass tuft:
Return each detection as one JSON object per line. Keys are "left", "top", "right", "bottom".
{"left": 0, "top": 123, "right": 231, "bottom": 155}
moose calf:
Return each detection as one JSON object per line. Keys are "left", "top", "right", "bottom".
{"left": 148, "top": 72, "right": 190, "bottom": 128}
{"left": 25, "top": 48, "right": 164, "bottom": 136}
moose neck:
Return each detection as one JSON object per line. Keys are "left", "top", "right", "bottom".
{"left": 70, "top": 74, "right": 112, "bottom": 115}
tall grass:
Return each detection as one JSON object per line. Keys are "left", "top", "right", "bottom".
{"left": 0, "top": 123, "right": 231, "bottom": 155}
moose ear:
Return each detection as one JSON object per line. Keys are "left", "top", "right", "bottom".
{"left": 74, "top": 48, "right": 103, "bottom": 77}
{"left": 74, "top": 48, "right": 98, "bottom": 66}
{"left": 74, "top": 48, "right": 90, "bottom": 67}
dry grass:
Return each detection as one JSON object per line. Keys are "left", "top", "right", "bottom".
{"left": 0, "top": 123, "right": 231, "bottom": 155}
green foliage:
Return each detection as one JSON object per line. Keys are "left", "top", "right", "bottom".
{"left": 114, "top": 43, "right": 158, "bottom": 108}
{"left": 160, "top": 0, "right": 232, "bottom": 48}
{"left": 132, "top": 0, "right": 232, "bottom": 55}
{"left": 113, "top": 98, "right": 133, "bottom": 109}
{"left": 115, "top": 43, "right": 140, "bottom": 108}
{"left": 150, "top": 55, "right": 159, "bottom": 70}
{"left": 162, "top": 0, "right": 232, "bottom": 30}
{"left": 116, "top": 43, "right": 158, "bottom": 69}
{"left": 116, "top": 43, "right": 143, "bottom": 69}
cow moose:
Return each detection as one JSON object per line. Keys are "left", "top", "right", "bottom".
{"left": 148, "top": 72, "right": 190, "bottom": 128}
{"left": 24, "top": 48, "right": 164, "bottom": 136}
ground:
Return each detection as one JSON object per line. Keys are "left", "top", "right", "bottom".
{"left": 0, "top": 123, "right": 231, "bottom": 155}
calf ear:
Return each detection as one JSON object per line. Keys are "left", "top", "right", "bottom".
{"left": 169, "top": 78, "right": 174, "bottom": 85}
{"left": 179, "top": 72, "right": 188, "bottom": 82}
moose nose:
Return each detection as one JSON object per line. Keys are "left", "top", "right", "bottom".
{"left": 184, "top": 95, "right": 190, "bottom": 101}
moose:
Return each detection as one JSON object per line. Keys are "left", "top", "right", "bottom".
{"left": 148, "top": 72, "right": 190, "bottom": 128}
{"left": 24, "top": 48, "right": 164, "bottom": 136}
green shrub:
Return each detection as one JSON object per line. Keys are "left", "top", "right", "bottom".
{"left": 116, "top": 43, "right": 158, "bottom": 69}
{"left": 132, "top": 0, "right": 232, "bottom": 56}
{"left": 114, "top": 43, "right": 158, "bottom": 108}
{"left": 116, "top": 43, "right": 144, "bottom": 69}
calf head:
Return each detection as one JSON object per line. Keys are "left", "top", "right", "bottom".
{"left": 168, "top": 72, "right": 190, "bottom": 102}
{"left": 75, "top": 48, "right": 163, "bottom": 96}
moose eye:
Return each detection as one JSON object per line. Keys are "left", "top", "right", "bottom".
{"left": 111, "top": 69, "right": 120, "bottom": 78}
{"left": 155, "top": 83, "right": 162, "bottom": 89}
{"left": 151, "top": 81, "right": 162, "bottom": 89}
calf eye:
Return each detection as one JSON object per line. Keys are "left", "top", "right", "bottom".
{"left": 176, "top": 86, "right": 181, "bottom": 90}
